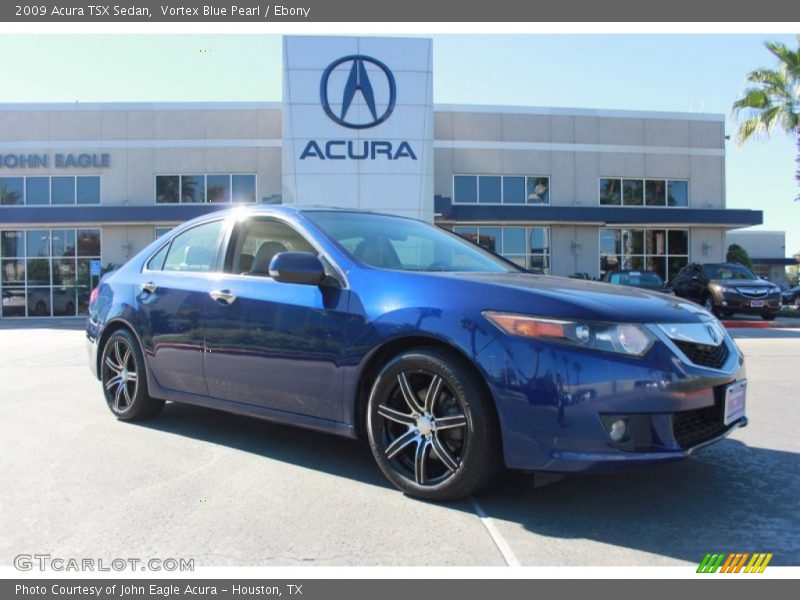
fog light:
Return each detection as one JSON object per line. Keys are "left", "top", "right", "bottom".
{"left": 609, "top": 419, "right": 627, "bottom": 442}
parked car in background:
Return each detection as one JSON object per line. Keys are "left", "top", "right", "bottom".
{"left": 782, "top": 284, "right": 800, "bottom": 307}
{"left": 671, "top": 262, "right": 782, "bottom": 320}
{"left": 602, "top": 270, "right": 674, "bottom": 294}
{"left": 87, "top": 207, "right": 747, "bottom": 501}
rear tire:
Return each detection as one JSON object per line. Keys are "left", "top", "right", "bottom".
{"left": 366, "top": 348, "right": 502, "bottom": 501}
{"left": 761, "top": 313, "right": 777, "bottom": 321}
{"left": 100, "top": 329, "right": 164, "bottom": 421}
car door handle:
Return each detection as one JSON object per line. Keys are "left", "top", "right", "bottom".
{"left": 139, "top": 281, "right": 157, "bottom": 294}
{"left": 209, "top": 289, "right": 237, "bottom": 305}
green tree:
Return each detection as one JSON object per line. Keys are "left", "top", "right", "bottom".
{"left": 726, "top": 243, "right": 753, "bottom": 268}
{"left": 732, "top": 36, "right": 800, "bottom": 201}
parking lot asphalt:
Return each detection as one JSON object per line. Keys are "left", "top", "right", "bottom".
{"left": 0, "top": 322, "right": 798, "bottom": 567}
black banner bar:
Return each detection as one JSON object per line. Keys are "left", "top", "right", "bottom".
{"left": 3, "top": 579, "right": 798, "bottom": 600}
{"left": 2, "top": 0, "right": 800, "bottom": 22}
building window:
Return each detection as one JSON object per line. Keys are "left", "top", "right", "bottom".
{"left": 0, "top": 177, "right": 24, "bottom": 205}
{"left": 452, "top": 225, "right": 550, "bottom": 273}
{"left": 0, "top": 228, "right": 101, "bottom": 317}
{"left": 0, "top": 176, "right": 100, "bottom": 206}
{"left": 600, "top": 178, "right": 688, "bottom": 207}
{"left": 453, "top": 175, "right": 550, "bottom": 205}
{"left": 155, "top": 174, "right": 256, "bottom": 204}
{"left": 154, "top": 227, "right": 173, "bottom": 239}
{"left": 667, "top": 180, "right": 688, "bottom": 207}
{"left": 600, "top": 228, "right": 689, "bottom": 282}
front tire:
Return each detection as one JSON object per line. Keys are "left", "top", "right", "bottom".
{"left": 100, "top": 329, "right": 164, "bottom": 421}
{"left": 366, "top": 349, "right": 502, "bottom": 501}
{"left": 703, "top": 294, "right": 720, "bottom": 317}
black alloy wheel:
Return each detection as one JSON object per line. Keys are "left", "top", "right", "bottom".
{"left": 100, "top": 329, "right": 164, "bottom": 421}
{"left": 366, "top": 349, "right": 501, "bottom": 501}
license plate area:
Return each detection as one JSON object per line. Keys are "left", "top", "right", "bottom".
{"left": 724, "top": 380, "right": 746, "bottom": 425}
{"left": 750, "top": 300, "right": 764, "bottom": 308}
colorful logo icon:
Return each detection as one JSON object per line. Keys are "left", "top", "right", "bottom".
{"left": 697, "top": 552, "right": 773, "bottom": 573}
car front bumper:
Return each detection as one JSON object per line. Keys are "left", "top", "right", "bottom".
{"left": 716, "top": 292, "right": 781, "bottom": 314}
{"left": 86, "top": 318, "right": 101, "bottom": 380}
{"left": 477, "top": 324, "right": 748, "bottom": 472}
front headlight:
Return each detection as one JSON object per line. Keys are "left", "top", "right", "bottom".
{"left": 710, "top": 283, "right": 736, "bottom": 294}
{"left": 482, "top": 311, "right": 655, "bottom": 357}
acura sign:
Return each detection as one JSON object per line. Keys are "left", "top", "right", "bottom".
{"left": 320, "top": 55, "right": 396, "bottom": 129}
{"left": 282, "top": 36, "right": 434, "bottom": 220}
{"left": 299, "top": 54, "right": 416, "bottom": 161}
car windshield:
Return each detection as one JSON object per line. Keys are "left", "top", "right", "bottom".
{"left": 305, "top": 211, "right": 519, "bottom": 273}
{"left": 608, "top": 271, "right": 663, "bottom": 287}
{"left": 703, "top": 264, "right": 757, "bottom": 280}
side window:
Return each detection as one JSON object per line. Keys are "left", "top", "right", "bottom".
{"left": 162, "top": 220, "right": 224, "bottom": 273}
{"left": 229, "top": 218, "right": 317, "bottom": 276}
{"left": 146, "top": 243, "right": 170, "bottom": 271}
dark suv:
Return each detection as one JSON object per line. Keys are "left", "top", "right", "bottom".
{"left": 671, "top": 263, "right": 782, "bottom": 320}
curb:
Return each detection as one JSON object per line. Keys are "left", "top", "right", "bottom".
{"left": 722, "top": 320, "right": 800, "bottom": 329}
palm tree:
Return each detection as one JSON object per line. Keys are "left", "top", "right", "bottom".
{"left": 732, "top": 36, "right": 800, "bottom": 201}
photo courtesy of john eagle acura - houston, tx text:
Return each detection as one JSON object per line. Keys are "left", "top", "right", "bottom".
{"left": 86, "top": 206, "right": 748, "bottom": 501}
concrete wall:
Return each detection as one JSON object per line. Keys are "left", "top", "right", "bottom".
{"left": 1, "top": 103, "right": 729, "bottom": 280}
{"left": 726, "top": 230, "right": 786, "bottom": 258}
{"left": 0, "top": 104, "right": 283, "bottom": 207}
{"left": 101, "top": 226, "right": 158, "bottom": 267}
{"left": 433, "top": 108, "right": 725, "bottom": 208}
{"left": 690, "top": 228, "right": 726, "bottom": 264}
{"left": 550, "top": 226, "right": 600, "bottom": 277}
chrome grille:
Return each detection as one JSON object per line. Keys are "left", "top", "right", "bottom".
{"left": 738, "top": 287, "right": 769, "bottom": 298}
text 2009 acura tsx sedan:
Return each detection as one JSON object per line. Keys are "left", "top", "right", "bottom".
{"left": 87, "top": 207, "right": 747, "bottom": 501}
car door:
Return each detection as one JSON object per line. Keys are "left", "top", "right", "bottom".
{"left": 673, "top": 265, "right": 699, "bottom": 301}
{"left": 202, "top": 216, "right": 352, "bottom": 422}
{"left": 135, "top": 218, "right": 226, "bottom": 397}
{"left": 685, "top": 265, "right": 708, "bottom": 302}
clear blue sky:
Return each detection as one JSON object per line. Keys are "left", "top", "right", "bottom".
{"left": 0, "top": 34, "right": 797, "bottom": 256}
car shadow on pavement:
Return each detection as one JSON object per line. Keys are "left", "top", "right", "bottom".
{"left": 476, "top": 439, "right": 800, "bottom": 565}
{"left": 139, "top": 401, "right": 392, "bottom": 490}
{"left": 137, "top": 403, "right": 799, "bottom": 566}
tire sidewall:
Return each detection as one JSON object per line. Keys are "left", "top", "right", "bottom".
{"left": 101, "top": 329, "right": 148, "bottom": 419}
{"left": 366, "top": 350, "right": 497, "bottom": 500}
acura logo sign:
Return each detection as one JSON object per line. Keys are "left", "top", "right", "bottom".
{"left": 320, "top": 55, "right": 397, "bottom": 129}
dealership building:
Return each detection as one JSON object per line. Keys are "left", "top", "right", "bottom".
{"left": 0, "top": 35, "right": 762, "bottom": 318}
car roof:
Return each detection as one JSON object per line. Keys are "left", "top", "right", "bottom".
{"left": 211, "top": 204, "right": 416, "bottom": 217}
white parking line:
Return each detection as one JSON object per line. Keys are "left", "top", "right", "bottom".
{"left": 470, "top": 496, "right": 521, "bottom": 567}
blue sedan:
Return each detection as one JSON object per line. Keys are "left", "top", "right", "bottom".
{"left": 87, "top": 207, "right": 747, "bottom": 501}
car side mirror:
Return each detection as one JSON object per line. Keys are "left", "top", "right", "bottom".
{"left": 269, "top": 252, "right": 326, "bottom": 286}
{"left": 269, "top": 252, "right": 327, "bottom": 285}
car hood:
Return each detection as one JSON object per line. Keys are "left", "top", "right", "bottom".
{"left": 436, "top": 272, "right": 711, "bottom": 324}
{"left": 710, "top": 278, "right": 775, "bottom": 290}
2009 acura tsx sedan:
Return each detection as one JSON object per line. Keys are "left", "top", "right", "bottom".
{"left": 87, "top": 206, "right": 747, "bottom": 501}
